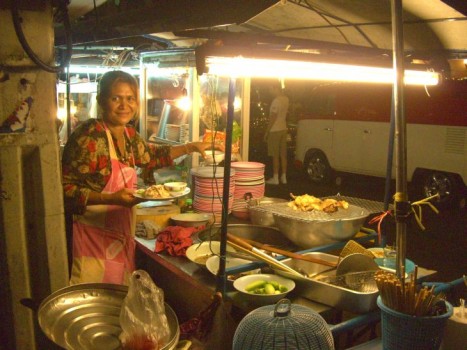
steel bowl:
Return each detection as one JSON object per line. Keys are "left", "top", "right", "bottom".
{"left": 193, "top": 224, "right": 298, "bottom": 251}
{"left": 248, "top": 197, "right": 288, "bottom": 226}
{"left": 170, "top": 213, "right": 213, "bottom": 227}
{"left": 270, "top": 203, "right": 370, "bottom": 248}
{"left": 38, "top": 283, "right": 180, "bottom": 350}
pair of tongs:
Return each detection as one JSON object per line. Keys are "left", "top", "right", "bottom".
{"left": 226, "top": 233, "right": 304, "bottom": 277}
{"left": 235, "top": 235, "right": 337, "bottom": 268}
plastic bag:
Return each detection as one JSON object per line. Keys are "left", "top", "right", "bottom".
{"left": 120, "top": 270, "right": 171, "bottom": 350}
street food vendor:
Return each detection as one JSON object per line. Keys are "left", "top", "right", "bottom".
{"left": 62, "top": 70, "right": 217, "bottom": 285}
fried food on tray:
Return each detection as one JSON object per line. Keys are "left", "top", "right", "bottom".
{"left": 144, "top": 184, "right": 171, "bottom": 199}
{"left": 288, "top": 193, "right": 349, "bottom": 213}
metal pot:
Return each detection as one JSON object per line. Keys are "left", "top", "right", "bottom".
{"left": 248, "top": 197, "right": 288, "bottom": 226}
{"left": 272, "top": 204, "right": 370, "bottom": 248}
{"left": 37, "top": 283, "right": 180, "bottom": 350}
{"left": 194, "top": 223, "right": 297, "bottom": 251}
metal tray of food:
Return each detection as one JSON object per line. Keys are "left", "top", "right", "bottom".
{"left": 38, "top": 283, "right": 180, "bottom": 350}
{"left": 265, "top": 202, "right": 370, "bottom": 248}
{"left": 275, "top": 252, "right": 379, "bottom": 314}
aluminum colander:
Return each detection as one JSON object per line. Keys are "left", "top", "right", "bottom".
{"left": 233, "top": 299, "right": 334, "bottom": 350}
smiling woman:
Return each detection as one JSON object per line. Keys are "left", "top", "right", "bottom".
{"left": 61, "top": 70, "right": 220, "bottom": 286}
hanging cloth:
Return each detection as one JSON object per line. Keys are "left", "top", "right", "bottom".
{"left": 70, "top": 127, "right": 137, "bottom": 285}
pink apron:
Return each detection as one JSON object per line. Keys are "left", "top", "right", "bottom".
{"left": 70, "top": 128, "right": 137, "bottom": 285}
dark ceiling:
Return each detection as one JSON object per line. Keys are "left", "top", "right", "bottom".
{"left": 54, "top": 0, "right": 466, "bottom": 70}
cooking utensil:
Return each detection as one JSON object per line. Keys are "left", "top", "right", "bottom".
{"left": 237, "top": 235, "right": 337, "bottom": 268}
{"left": 274, "top": 252, "right": 380, "bottom": 313}
{"left": 295, "top": 252, "right": 378, "bottom": 280}
{"left": 316, "top": 270, "right": 379, "bottom": 293}
{"left": 227, "top": 233, "right": 304, "bottom": 277}
{"left": 335, "top": 253, "right": 380, "bottom": 276}
{"left": 248, "top": 197, "right": 288, "bottom": 226}
{"left": 38, "top": 283, "right": 180, "bottom": 350}
{"left": 226, "top": 250, "right": 260, "bottom": 261}
{"left": 339, "top": 239, "right": 375, "bottom": 259}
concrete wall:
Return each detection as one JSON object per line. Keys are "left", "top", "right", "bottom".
{"left": 0, "top": 3, "right": 68, "bottom": 349}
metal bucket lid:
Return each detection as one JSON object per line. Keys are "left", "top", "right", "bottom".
{"left": 38, "top": 283, "right": 179, "bottom": 350}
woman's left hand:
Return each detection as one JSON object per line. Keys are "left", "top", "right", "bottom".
{"left": 189, "top": 142, "right": 224, "bottom": 158}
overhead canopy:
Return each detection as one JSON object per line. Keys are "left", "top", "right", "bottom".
{"left": 55, "top": 0, "right": 466, "bottom": 75}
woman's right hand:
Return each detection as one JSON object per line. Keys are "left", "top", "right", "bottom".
{"left": 101, "top": 188, "right": 142, "bottom": 207}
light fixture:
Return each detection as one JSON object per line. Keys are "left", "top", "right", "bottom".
{"left": 175, "top": 96, "right": 191, "bottom": 111}
{"left": 66, "top": 65, "right": 140, "bottom": 75}
{"left": 204, "top": 56, "right": 439, "bottom": 86}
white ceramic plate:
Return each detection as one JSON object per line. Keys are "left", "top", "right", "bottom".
{"left": 185, "top": 241, "right": 236, "bottom": 266}
{"left": 134, "top": 187, "right": 190, "bottom": 200}
{"left": 206, "top": 255, "right": 260, "bottom": 281}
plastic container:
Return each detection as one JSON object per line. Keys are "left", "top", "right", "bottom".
{"left": 377, "top": 296, "right": 453, "bottom": 350}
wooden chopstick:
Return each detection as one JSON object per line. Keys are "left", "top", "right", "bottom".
{"left": 241, "top": 237, "right": 337, "bottom": 267}
{"left": 226, "top": 237, "right": 304, "bottom": 277}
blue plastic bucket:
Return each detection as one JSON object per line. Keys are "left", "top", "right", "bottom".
{"left": 377, "top": 296, "right": 453, "bottom": 350}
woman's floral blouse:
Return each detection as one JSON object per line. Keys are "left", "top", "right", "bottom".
{"left": 62, "top": 119, "right": 173, "bottom": 214}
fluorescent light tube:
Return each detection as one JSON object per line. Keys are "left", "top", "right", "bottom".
{"left": 205, "top": 56, "right": 439, "bottom": 86}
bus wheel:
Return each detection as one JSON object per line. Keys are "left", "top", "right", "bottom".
{"left": 417, "top": 171, "right": 465, "bottom": 210}
{"left": 304, "top": 150, "right": 331, "bottom": 184}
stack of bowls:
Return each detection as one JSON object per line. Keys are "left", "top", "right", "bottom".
{"left": 191, "top": 166, "right": 235, "bottom": 221}
{"left": 230, "top": 162, "right": 266, "bottom": 219}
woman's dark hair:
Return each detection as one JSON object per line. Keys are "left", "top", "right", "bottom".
{"left": 97, "top": 70, "right": 140, "bottom": 106}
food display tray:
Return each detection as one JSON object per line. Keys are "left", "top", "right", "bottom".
{"left": 275, "top": 252, "right": 379, "bottom": 314}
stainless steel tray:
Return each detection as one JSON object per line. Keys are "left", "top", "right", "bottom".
{"left": 38, "top": 283, "right": 180, "bottom": 350}
{"left": 275, "top": 253, "right": 379, "bottom": 314}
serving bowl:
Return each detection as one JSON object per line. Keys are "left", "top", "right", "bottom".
{"left": 204, "top": 150, "right": 225, "bottom": 165}
{"left": 163, "top": 181, "right": 187, "bottom": 192}
{"left": 269, "top": 203, "right": 370, "bottom": 248}
{"left": 233, "top": 273, "right": 295, "bottom": 305}
{"left": 185, "top": 241, "right": 235, "bottom": 266}
{"left": 170, "top": 213, "right": 212, "bottom": 227}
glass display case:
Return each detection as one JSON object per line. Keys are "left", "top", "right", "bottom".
{"left": 140, "top": 49, "right": 249, "bottom": 180}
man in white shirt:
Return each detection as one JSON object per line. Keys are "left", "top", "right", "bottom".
{"left": 264, "top": 82, "right": 289, "bottom": 185}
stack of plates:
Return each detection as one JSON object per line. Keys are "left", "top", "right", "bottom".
{"left": 230, "top": 162, "right": 265, "bottom": 219}
{"left": 191, "top": 167, "right": 236, "bottom": 220}
{"left": 179, "top": 124, "right": 189, "bottom": 143}
{"left": 165, "top": 124, "right": 180, "bottom": 141}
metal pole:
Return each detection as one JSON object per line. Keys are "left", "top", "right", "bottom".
{"left": 216, "top": 77, "right": 236, "bottom": 296}
{"left": 66, "top": 66, "right": 71, "bottom": 140}
{"left": 391, "top": 0, "right": 410, "bottom": 281}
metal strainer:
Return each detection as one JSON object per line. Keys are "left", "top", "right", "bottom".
{"left": 233, "top": 299, "right": 334, "bottom": 350}
{"left": 317, "top": 271, "right": 378, "bottom": 293}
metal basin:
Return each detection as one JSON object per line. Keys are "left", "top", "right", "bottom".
{"left": 275, "top": 252, "right": 379, "bottom": 314}
{"left": 193, "top": 224, "right": 298, "bottom": 251}
{"left": 38, "top": 283, "right": 179, "bottom": 350}
{"left": 268, "top": 203, "right": 370, "bottom": 248}
{"left": 248, "top": 197, "right": 288, "bottom": 226}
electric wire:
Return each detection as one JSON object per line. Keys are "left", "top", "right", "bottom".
{"left": 10, "top": 0, "right": 73, "bottom": 73}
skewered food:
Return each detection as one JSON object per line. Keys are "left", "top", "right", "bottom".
{"left": 288, "top": 193, "right": 349, "bottom": 213}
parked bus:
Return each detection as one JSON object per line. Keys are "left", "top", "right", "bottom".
{"left": 295, "top": 80, "right": 467, "bottom": 209}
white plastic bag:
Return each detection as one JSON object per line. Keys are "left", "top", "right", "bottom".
{"left": 120, "top": 270, "right": 170, "bottom": 350}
